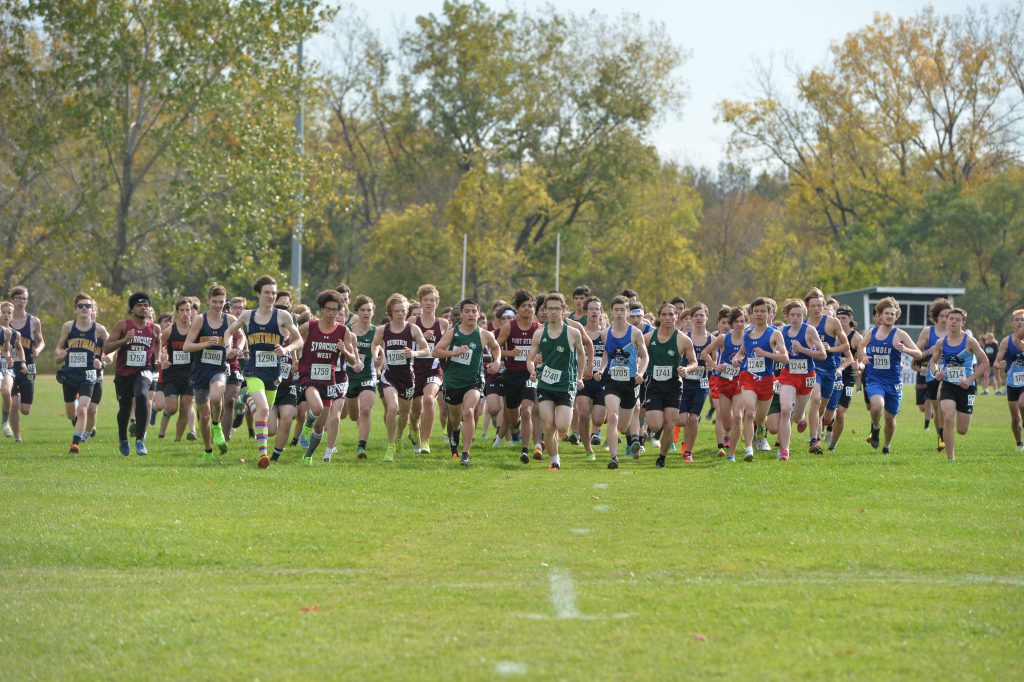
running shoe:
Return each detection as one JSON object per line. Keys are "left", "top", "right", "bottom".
{"left": 1017, "top": 443, "right": 1024, "bottom": 452}
{"left": 384, "top": 444, "right": 396, "bottom": 462}
{"left": 492, "top": 436, "right": 502, "bottom": 448}
{"left": 324, "top": 451, "right": 332, "bottom": 463}
{"left": 69, "top": 443, "right": 79, "bottom": 454}
{"left": 299, "top": 425, "right": 312, "bottom": 449}
{"left": 936, "top": 435, "right": 945, "bottom": 453}
{"left": 548, "top": 462, "right": 560, "bottom": 470}
{"left": 302, "top": 455, "right": 312, "bottom": 466}
{"left": 2, "top": 422, "right": 13, "bottom": 437}
{"left": 533, "top": 444, "right": 543, "bottom": 460}
{"left": 584, "top": 452, "right": 596, "bottom": 462}
{"left": 726, "top": 455, "right": 736, "bottom": 462}
{"left": 420, "top": 443, "right": 431, "bottom": 455}
{"left": 796, "top": 418, "right": 807, "bottom": 433}
{"left": 119, "top": 439, "right": 130, "bottom": 456}
{"left": 567, "top": 432, "right": 580, "bottom": 446}
{"left": 460, "top": 453, "right": 470, "bottom": 467}
{"left": 755, "top": 437, "right": 771, "bottom": 452}
{"left": 128, "top": 421, "right": 136, "bottom": 437}
{"left": 607, "top": 457, "right": 619, "bottom": 470}
{"left": 629, "top": 440, "right": 641, "bottom": 459}
{"left": 655, "top": 455, "right": 666, "bottom": 468}
{"left": 717, "top": 447, "right": 726, "bottom": 458}
{"left": 357, "top": 447, "right": 367, "bottom": 460}
{"left": 135, "top": 440, "right": 148, "bottom": 456}
{"left": 743, "top": 446, "right": 755, "bottom": 462}
{"left": 520, "top": 451, "right": 530, "bottom": 464}
{"left": 257, "top": 454, "right": 270, "bottom": 468}
{"left": 868, "top": 427, "right": 880, "bottom": 449}
{"left": 203, "top": 450, "right": 213, "bottom": 463}
{"left": 809, "top": 439, "right": 823, "bottom": 455}
{"left": 187, "top": 431, "right": 197, "bottom": 441}
{"left": 778, "top": 449, "right": 790, "bottom": 461}
{"left": 212, "top": 423, "right": 228, "bottom": 454}
{"left": 882, "top": 446, "right": 891, "bottom": 456}
{"left": 591, "top": 433, "right": 601, "bottom": 447}
{"left": 683, "top": 452, "right": 693, "bottom": 462}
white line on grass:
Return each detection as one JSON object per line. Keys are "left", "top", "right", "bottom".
{"left": 494, "top": 661, "right": 528, "bottom": 676}
{"left": 549, "top": 567, "right": 584, "bottom": 619}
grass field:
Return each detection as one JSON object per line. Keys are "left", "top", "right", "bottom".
{"left": 1, "top": 378, "right": 1022, "bottom": 680}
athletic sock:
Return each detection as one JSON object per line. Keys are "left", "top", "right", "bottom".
{"left": 1, "top": 411, "right": 7, "bottom": 425}
{"left": 717, "top": 442, "right": 724, "bottom": 450}
{"left": 271, "top": 447, "right": 283, "bottom": 461}
{"left": 452, "top": 429, "right": 461, "bottom": 453}
{"left": 72, "top": 433, "right": 82, "bottom": 444}
{"left": 937, "top": 427, "right": 944, "bottom": 440}
{"left": 306, "top": 430, "right": 323, "bottom": 457}
{"left": 358, "top": 439, "right": 367, "bottom": 450}
{"left": 325, "top": 447, "right": 336, "bottom": 458}
{"left": 305, "top": 410, "right": 316, "bottom": 428}
{"left": 255, "top": 420, "right": 268, "bottom": 457}
{"left": 924, "top": 419, "right": 930, "bottom": 429}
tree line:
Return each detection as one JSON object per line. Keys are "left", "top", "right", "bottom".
{"left": 2, "top": 0, "right": 1023, "bottom": 367}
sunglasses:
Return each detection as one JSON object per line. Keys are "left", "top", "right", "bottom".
{"left": 76, "top": 303, "right": 93, "bottom": 309}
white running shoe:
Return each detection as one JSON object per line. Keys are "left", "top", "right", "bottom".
{"left": 755, "top": 437, "right": 771, "bottom": 452}
{"left": 2, "top": 422, "right": 12, "bottom": 437}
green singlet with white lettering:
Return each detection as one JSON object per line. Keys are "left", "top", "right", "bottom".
{"left": 537, "top": 323, "right": 577, "bottom": 393}
{"left": 443, "top": 326, "right": 483, "bottom": 389}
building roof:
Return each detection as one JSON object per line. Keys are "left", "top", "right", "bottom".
{"left": 833, "top": 286, "right": 966, "bottom": 297}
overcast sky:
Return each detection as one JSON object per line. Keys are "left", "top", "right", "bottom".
{"left": 321, "top": 1, "right": 985, "bottom": 169}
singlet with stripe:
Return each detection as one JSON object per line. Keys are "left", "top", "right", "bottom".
{"left": 14, "top": 314, "right": 35, "bottom": 370}
{"left": 864, "top": 326, "right": 902, "bottom": 386}
{"left": 444, "top": 326, "right": 484, "bottom": 390}
{"left": 647, "top": 328, "right": 681, "bottom": 383}
{"left": 743, "top": 326, "right": 776, "bottom": 378}
{"left": 587, "top": 328, "right": 605, "bottom": 374}
{"left": 717, "top": 332, "right": 743, "bottom": 381}
{"left": 115, "top": 319, "right": 158, "bottom": 378}
{"left": 938, "top": 335, "right": 975, "bottom": 386}
{"left": 503, "top": 319, "right": 539, "bottom": 374}
{"left": 782, "top": 322, "right": 816, "bottom": 375}
{"left": 413, "top": 316, "right": 444, "bottom": 376}
{"left": 346, "top": 324, "right": 377, "bottom": 385}
{"left": 604, "top": 326, "right": 637, "bottom": 383}
{"left": 1005, "top": 335, "right": 1024, "bottom": 388}
{"left": 63, "top": 322, "right": 103, "bottom": 384}
{"left": 381, "top": 323, "right": 415, "bottom": 385}
{"left": 537, "top": 323, "right": 577, "bottom": 393}
{"left": 244, "top": 308, "right": 285, "bottom": 385}
{"left": 165, "top": 323, "right": 192, "bottom": 380}
{"left": 299, "top": 321, "right": 347, "bottom": 387}
{"left": 686, "top": 330, "right": 712, "bottom": 383}
{"left": 190, "top": 313, "right": 229, "bottom": 386}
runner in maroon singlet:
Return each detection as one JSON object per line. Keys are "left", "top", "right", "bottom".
{"left": 408, "top": 284, "right": 449, "bottom": 455}
{"left": 105, "top": 292, "right": 162, "bottom": 456}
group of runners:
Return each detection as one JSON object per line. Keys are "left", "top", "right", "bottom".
{"left": 2, "top": 280, "right": 1023, "bottom": 467}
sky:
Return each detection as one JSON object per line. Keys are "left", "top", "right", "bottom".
{"left": 318, "top": 0, "right": 984, "bottom": 169}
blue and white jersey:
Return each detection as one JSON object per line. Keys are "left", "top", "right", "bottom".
{"left": 938, "top": 335, "right": 975, "bottom": 386}
{"left": 1005, "top": 335, "right": 1024, "bottom": 389}
{"left": 604, "top": 326, "right": 637, "bottom": 383}
{"left": 743, "top": 326, "right": 776, "bottom": 378}
{"left": 922, "top": 326, "right": 943, "bottom": 382}
{"left": 864, "top": 326, "right": 903, "bottom": 386}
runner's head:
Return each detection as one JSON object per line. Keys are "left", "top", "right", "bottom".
{"left": 727, "top": 306, "right": 746, "bottom": 329}
{"left": 656, "top": 302, "right": 676, "bottom": 329}
{"left": 535, "top": 294, "right": 547, "bottom": 323}
{"left": 512, "top": 289, "right": 534, "bottom": 319}
{"left": 274, "top": 291, "right": 292, "bottom": 310}
{"left": 128, "top": 292, "right": 152, "bottom": 320}
{"left": 572, "top": 286, "right": 591, "bottom": 311}
{"left": 836, "top": 306, "right": 856, "bottom": 331}
{"left": 156, "top": 311, "right": 172, "bottom": 329}
{"left": 689, "top": 302, "right": 708, "bottom": 330}
{"left": 335, "top": 283, "right": 351, "bottom": 308}
{"left": 620, "top": 289, "right": 639, "bottom": 307}
{"left": 252, "top": 275, "right": 277, "bottom": 306}
{"left": 803, "top": 287, "right": 825, "bottom": 318}
{"left": 74, "top": 294, "right": 94, "bottom": 321}
{"left": 716, "top": 305, "right": 731, "bottom": 333}
{"left": 544, "top": 292, "right": 566, "bottom": 323}
{"left": 205, "top": 285, "right": 227, "bottom": 315}
{"left": 354, "top": 295, "right": 374, "bottom": 323}
{"left": 875, "top": 297, "right": 900, "bottom": 327}
{"left": 8, "top": 286, "right": 27, "bottom": 312}
{"left": 316, "top": 289, "right": 343, "bottom": 324}
{"left": 783, "top": 298, "right": 807, "bottom": 325}
{"left": 409, "top": 302, "right": 422, "bottom": 319}
{"left": 385, "top": 293, "right": 409, "bottom": 324}
{"left": 586, "top": 296, "right": 602, "bottom": 325}
{"left": 0, "top": 301, "right": 12, "bottom": 325}
{"left": 946, "top": 307, "right": 966, "bottom": 332}
{"left": 671, "top": 296, "right": 687, "bottom": 320}
{"left": 174, "top": 297, "right": 191, "bottom": 325}
{"left": 440, "top": 306, "right": 453, "bottom": 323}
{"left": 417, "top": 285, "right": 439, "bottom": 313}
{"left": 748, "top": 297, "right": 770, "bottom": 325}
{"left": 929, "top": 298, "right": 952, "bottom": 325}
{"left": 610, "top": 295, "right": 629, "bottom": 323}
{"left": 826, "top": 297, "right": 839, "bottom": 316}
{"left": 1013, "top": 309, "right": 1024, "bottom": 334}
{"left": 458, "top": 298, "right": 481, "bottom": 326}
{"left": 229, "top": 296, "right": 246, "bottom": 317}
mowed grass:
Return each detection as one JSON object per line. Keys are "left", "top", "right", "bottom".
{"left": 1, "top": 379, "right": 1022, "bottom": 681}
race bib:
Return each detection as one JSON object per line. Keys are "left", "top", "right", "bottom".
{"left": 653, "top": 365, "right": 674, "bottom": 381}
{"left": 873, "top": 354, "right": 891, "bottom": 370}
{"left": 201, "top": 348, "right": 223, "bottom": 365}
{"left": 310, "top": 363, "right": 333, "bottom": 381}
{"left": 172, "top": 350, "right": 190, "bottom": 365}
{"left": 254, "top": 350, "right": 277, "bottom": 368}
{"left": 773, "top": 380, "right": 781, "bottom": 393}
{"left": 699, "top": 377, "right": 710, "bottom": 389}
{"left": 85, "top": 369, "right": 97, "bottom": 382}
{"left": 747, "top": 356, "right": 766, "bottom": 374}
{"left": 514, "top": 345, "right": 530, "bottom": 362}
{"left": 789, "top": 358, "right": 808, "bottom": 374}
{"left": 450, "top": 349, "right": 472, "bottom": 365}
{"left": 525, "top": 378, "right": 538, "bottom": 389}
{"left": 592, "top": 356, "right": 603, "bottom": 372}
{"left": 386, "top": 349, "right": 407, "bottom": 365}
{"left": 720, "top": 365, "right": 740, "bottom": 380}
{"left": 68, "top": 351, "right": 87, "bottom": 369}
{"left": 845, "top": 385, "right": 854, "bottom": 397}
{"left": 1013, "top": 371, "right": 1024, "bottom": 386}
{"left": 540, "top": 365, "right": 562, "bottom": 384}
{"left": 608, "top": 365, "right": 630, "bottom": 381}
{"left": 944, "top": 366, "right": 967, "bottom": 383}
{"left": 805, "top": 376, "right": 816, "bottom": 389}
{"left": 967, "top": 393, "right": 976, "bottom": 407}
{"left": 685, "top": 365, "right": 706, "bottom": 381}
{"left": 26, "top": 363, "right": 36, "bottom": 375}
{"left": 126, "top": 350, "right": 146, "bottom": 367}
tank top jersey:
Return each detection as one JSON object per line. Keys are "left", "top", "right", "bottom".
{"left": 14, "top": 314, "right": 35, "bottom": 371}
{"left": 587, "top": 328, "right": 605, "bottom": 375}
{"left": 346, "top": 324, "right": 377, "bottom": 386}
{"left": 922, "top": 326, "right": 943, "bottom": 382}
{"left": 718, "top": 332, "right": 743, "bottom": 382}
{"left": 604, "top": 325, "right": 638, "bottom": 383}
{"left": 647, "top": 329, "right": 681, "bottom": 384}
{"left": 115, "top": 319, "right": 158, "bottom": 378}
{"left": 165, "top": 323, "right": 192, "bottom": 380}
{"left": 190, "top": 313, "right": 229, "bottom": 386}
{"left": 864, "top": 326, "right": 903, "bottom": 386}
{"left": 841, "top": 333, "right": 860, "bottom": 386}
{"left": 1005, "top": 335, "right": 1024, "bottom": 388}
{"left": 743, "top": 326, "right": 776, "bottom": 378}
{"left": 63, "top": 322, "right": 103, "bottom": 384}
{"left": 781, "top": 322, "right": 816, "bottom": 376}
{"left": 412, "top": 316, "right": 444, "bottom": 376}
{"left": 444, "top": 326, "right": 484, "bottom": 390}
{"left": 299, "top": 322, "right": 347, "bottom": 386}
{"left": 244, "top": 309, "right": 285, "bottom": 385}
{"left": 686, "top": 330, "right": 712, "bottom": 384}
{"left": 537, "top": 323, "right": 577, "bottom": 393}
{"left": 938, "top": 335, "right": 975, "bottom": 386}
{"left": 814, "top": 316, "right": 839, "bottom": 374}
{"left": 0, "top": 327, "right": 18, "bottom": 374}
{"left": 503, "top": 319, "right": 539, "bottom": 374}
{"left": 381, "top": 323, "right": 415, "bottom": 387}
